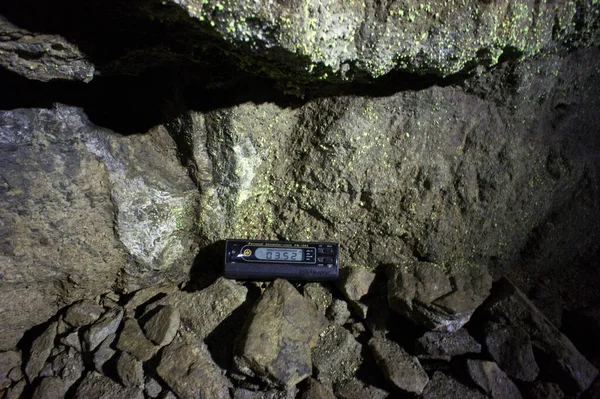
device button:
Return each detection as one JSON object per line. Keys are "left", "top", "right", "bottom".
{"left": 318, "top": 257, "right": 333, "bottom": 263}
{"left": 321, "top": 248, "right": 334, "bottom": 254}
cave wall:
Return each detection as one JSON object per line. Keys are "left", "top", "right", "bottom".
{"left": 1, "top": 0, "right": 600, "bottom": 353}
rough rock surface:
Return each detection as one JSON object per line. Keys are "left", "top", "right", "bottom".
{"left": 483, "top": 321, "right": 539, "bottom": 382}
{"left": 421, "top": 371, "right": 487, "bottom": 399}
{"left": 311, "top": 324, "right": 362, "bottom": 385}
{"left": 483, "top": 278, "right": 599, "bottom": 393}
{"left": 92, "top": 334, "right": 116, "bottom": 372}
{"left": 334, "top": 378, "right": 389, "bottom": 399}
{"left": 0, "top": 16, "right": 94, "bottom": 82}
{"left": 142, "top": 305, "right": 180, "bottom": 346}
{"left": 234, "top": 279, "right": 328, "bottom": 387}
{"left": 63, "top": 299, "right": 105, "bottom": 328}
{"left": 300, "top": 378, "right": 336, "bottom": 399}
{"left": 387, "top": 258, "right": 492, "bottom": 331}
{"left": 303, "top": 283, "right": 333, "bottom": 317}
{"left": 0, "top": 350, "right": 20, "bottom": 388}
{"left": 233, "top": 387, "right": 298, "bottom": 399}
{"left": 25, "top": 321, "right": 57, "bottom": 382}
{"left": 115, "top": 318, "right": 158, "bottom": 361}
{"left": 415, "top": 329, "right": 482, "bottom": 361}
{"left": 369, "top": 336, "right": 429, "bottom": 394}
{"left": 153, "top": 277, "right": 247, "bottom": 341}
{"left": 466, "top": 359, "right": 523, "bottom": 399}
{"left": 156, "top": 336, "right": 230, "bottom": 399}
{"left": 82, "top": 307, "right": 123, "bottom": 352}
{"left": 326, "top": 299, "right": 351, "bottom": 325}
{"left": 74, "top": 371, "right": 144, "bottom": 399}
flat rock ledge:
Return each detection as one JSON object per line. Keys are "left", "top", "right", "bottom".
{"left": 1, "top": 273, "right": 598, "bottom": 398}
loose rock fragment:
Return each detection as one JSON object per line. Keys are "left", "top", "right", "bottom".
{"left": 303, "top": 283, "right": 334, "bottom": 317}
{"left": 25, "top": 321, "right": 57, "bottom": 382}
{"left": 32, "top": 376, "right": 71, "bottom": 399}
{"left": 116, "top": 351, "right": 144, "bottom": 387}
{"left": 63, "top": 299, "right": 105, "bottom": 327}
{"left": 483, "top": 278, "right": 598, "bottom": 393}
{"left": 51, "top": 347, "right": 84, "bottom": 387}
{"left": 116, "top": 318, "right": 158, "bottom": 361}
{"left": 336, "top": 267, "right": 376, "bottom": 318}
{"left": 421, "top": 371, "right": 487, "bottom": 399}
{"left": 483, "top": 321, "right": 539, "bottom": 382}
{"left": 233, "top": 387, "right": 298, "bottom": 399}
{"left": 326, "top": 299, "right": 351, "bottom": 325}
{"left": 0, "top": 350, "right": 21, "bottom": 388}
{"left": 142, "top": 305, "right": 180, "bottom": 346}
{"left": 369, "top": 336, "right": 429, "bottom": 394}
{"left": 4, "top": 379, "right": 26, "bottom": 399}
{"left": 466, "top": 359, "right": 523, "bottom": 399}
{"left": 415, "top": 328, "right": 482, "bottom": 361}
{"left": 125, "top": 284, "right": 179, "bottom": 316}
{"left": 334, "top": 378, "right": 389, "bottom": 399}
{"left": 156, "top": 336, "right": 230, "bottom": 399}
{"left": 300, "top": 378, "right": 336, "bottom": 399}
{"left": 82, "top": 307, "right": 123, "bottom": 352}
{"left": 234, "top": 279, "right": 328, "bottom": 387}
{"left": 144, "top": 376, "right": 163, "bottom": 398}
{"left": 92, "top": 334, "right": 116, "bottom": 372}
{"left": 60, "top": 331, "right": 82, "bottom": 352}
{"left": 525, "top": 381, "right": 565, "bottom": 399}
{"left": 387, "top": 258, "right": 492, "bottom": 331}
{"left": 74, "top": 371, "right": 143, "bottom": 399}
{"left": 311, "top": 324, "right": 362, "bottom": 385}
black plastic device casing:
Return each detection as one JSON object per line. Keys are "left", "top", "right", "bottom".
{"left": 224, "top": 239, "right": 339, "bottom": 281}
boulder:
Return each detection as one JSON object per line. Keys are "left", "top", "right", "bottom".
{"left": 466, "top": 359, "right": 523, "bottom": 399}
{"left": 156, "top": 336, "right": 230, "bottom": 399}
{"left": 311, "top": 324, "right": 362, "bottom": 385}
{"left": 234, "top": 279, "right": 327, "bottom": 387}
{"left": 369, "top": 336, "right": 429, "bottom": 394}
{"left": 82, "top": 307, "right": 123, "bottom": 352}
{"left": 74, "top": 371, "right": 143, "bottom": 399}
{"left": 415, "top": 328, "right": 482, "bottom": 361}
{"left": 115, "top": 318, "right": 158, "bottom": 361}
{"left": 63, "top": 299, "right": 105, "bottom": 328}
{"left": 387, "top": 258, "right": 492, "bottom": 332}
{"left": 483, "top": 278, "right": 598, "bottom": 393}
{"left": 483, "top": 321, "right": 539, "bottom": 382}
{"left": 142, "top": 305, "right": 180, "bottom": 347}
{"left": 25, "top": 321, "right": 57, "bottom": 382}
{"left": 421, "top": 371, "right": 487, "bottom": 399}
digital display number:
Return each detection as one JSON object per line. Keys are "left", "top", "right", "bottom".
{"left": 254, "top": 248, "right": 304, "bottom": 261}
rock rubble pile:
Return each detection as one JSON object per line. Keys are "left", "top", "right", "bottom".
{"left": 1, "top": 259, "right": 598, "bottom": 399}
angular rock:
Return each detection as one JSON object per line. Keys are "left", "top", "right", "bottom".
{"left": 0, "top": 16, "right": 94, "bottom": 83}
{"left": 125, "top": 284, "right": 179, "bottom": 316}
{"left": 60, "top": 331, "right": 82, "bottom": 352}
{"left": 82, "top": 307, "right": 123, "bottom": 352}
{"left": 300, "top": 378, "right": 336, "bottom": 399}
{"left": 369, "top": 336, "right": 429, "bottom": 394}
{"left": 415, "top": 328, "right": 482, "bottom": 361}
{"left": 466, "top": 359, "right": 523, "bottom": 399}
{"left": 51, "top": 347, "right": 84, "bottom": 386}
{"left": 233, "top": 387, "right": 298, "bottom": 399}
{"left": 234, "top": 279, "right": 328, "bottom": 387}
{"left": 311, "top": 324, "right": 362, "bottom": 385}
{"left": 156, "top": 336, "right": 230, "bottom": 399}
{"left": 421, "top": 371, "right": 487, "bottom": 399}
{"left": 326, "top": 299, "right": 351, "bottom": 326}
{"left": 483, "top": 321, "right": 539, "bottom": 382}
{"left": 74, "top": 371, "right": 144, "bottom": 399}
{"left": 25, "top": 321, "right": 57, "bottom": 382}
{"left": 32, "top": 376, "right": 71, "bottom": 399}
{"left": 116, "top": 352, "right": 144, "bottom": 388}
{"left": 152, "top": 277, "right": 247, "bottom": 341}
{"left": 4, "top": 379, "right": 26, "bottom": 399}
{"left": 0, "top": 350, "right": 21, "bottom": 388}
{"left": 334, "top": 378, "right": 389, "bottom": 399}
{"left": 525, "top": 381, "right": 565, "bottom": 399}
{"left": 336, "top": 268, "right": 376, "bottom": 319}
{"left": 92, "top": 334, "right": 116, "bottom": 372}
{"left": 303, "top": 283, "right": 333, "bottom": 317}
{"left": 142, "top": 305, "right": 180, "bottom": 346}
{"left": 483, "top": 278, "right": 598, "bottom": 393}
{"left": 144, "top": 376, "right": 163, "bottom": 398}
{"left": 387, "top": 258, "right": 492, "bottom": 332}
{"left": 116, "top": 318, "right": 158, "bottom": 361}
{"left": 63, "top": 299, "right": 105, "bottom": 328}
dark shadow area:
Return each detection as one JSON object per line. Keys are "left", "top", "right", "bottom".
{"left": 187, "top": 240, "right": 227, "bottom": 291}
